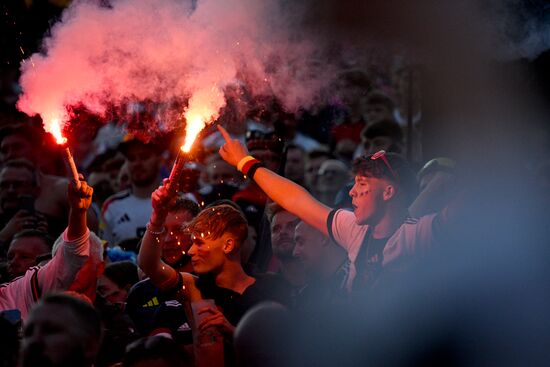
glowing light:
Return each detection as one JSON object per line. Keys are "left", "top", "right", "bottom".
{"left": 180, "top": 87, "right": 222, "bottom": 152}
{"left": 181, "top": 111, "right": 207, "bottom": 152}
{"left": 45, "top": 115, "right": 68, "bottom": 145}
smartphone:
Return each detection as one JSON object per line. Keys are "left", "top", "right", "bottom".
{"left": 0, "top": 309, "right": 21, "bottom": 326}
{"left": 19, "top": 195, "right": 35, "bottom": 214}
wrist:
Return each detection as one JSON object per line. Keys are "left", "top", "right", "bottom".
{"left": 243, "top": 161, "right": 264, "bottom": 180}
{"left": 146, "top": 222, "right": 165, "bottom": 236}
{"left": 237, "top": 156, "right": 256, "bottom": 172}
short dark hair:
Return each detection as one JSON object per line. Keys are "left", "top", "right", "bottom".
{"left": 265, "top": 202, "right": 284, "bottom": 223}
{"left": 123, "top": 336, "right": 191, "bottom": 367}
{"left": 286, "top": 143, "right": 304, "bottom": 154}
{"left": 363, "top": 119, "right": 403, "bottom": 142}
{"left": 167, "top": 196, "right": 200, "bottom": 216}
{"left": 12, "top": 230, "right": 53, "bottom": 250}
{"left": 352, "top": 152, "right": 418, "bottom": 205}
{"left": 118, "top": 137, "right": 163, "bottom": 157}
{"left": 187, "top": 204, "right": 248, "bottom": 248}
{"left": 245, "top": 130, "right": 285, "bottom": 156}
{"left": 38, "top": 293, "right": 102, "bottom": 342}
{"left": 102, "top": 261, "right": 139, "bottom": 289}
{"left": 307, "top": 149, "right": 333, "bottom": 161}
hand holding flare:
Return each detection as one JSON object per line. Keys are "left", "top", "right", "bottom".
{"left": 48, "top": 117, "right": 81, "bottom": 187}
{"left": 166, "top": 148, "right": 188, "bottom": 195}
{"left": 62, "top": 145, "right": 81, "bottom": 186}
{"left": 166, "top": 117, "right": 204, "bottom": 195}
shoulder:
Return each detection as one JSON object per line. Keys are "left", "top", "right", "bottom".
{"left": 101, "top": 189, "right": 132, "bottom": 214}
{"left": 329, "top": 209, "right": 368, "bottom": 252}
{"left": 246, "top": 273, "right": 293, "bottom": 305}
{"left": 400, "top": 214, "right": 437, "bottom": 235}
{"left": 383, "top": 214, "right": 438, "bottom": 265}
{"left": 332, "top": 208, "right": 357, "bottom": 225}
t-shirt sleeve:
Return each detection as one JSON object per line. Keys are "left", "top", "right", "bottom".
{"left": 328, "top": 209, "right": 369, "bottom": 258}
{"left": 37, "top": 228, "right": 90, "bottom": 296}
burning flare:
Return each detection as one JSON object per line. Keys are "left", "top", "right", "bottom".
{"left": 43, "top": 112, "right": 80, "bottom": 183}
{"left": 168, "top": 91, "right": 221, "bottom": 194}
{"left": 181, "top": 88, "right": 223, "bottom": 151}
{"left": 181, "top": 112, "right": 206, "bottom": 152}
{"left": 47, "top": 115, "right": 68, "bottom": 145}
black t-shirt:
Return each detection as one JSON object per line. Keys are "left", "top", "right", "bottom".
{"left": 196, "top": 273, "right": 291, "bottom": 326}
{"left": 125, "top": 278, "right": 192, "bottom": 344}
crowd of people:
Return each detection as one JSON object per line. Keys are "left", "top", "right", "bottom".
{"left": 0, "top": 61, "right": 477, "bottom": 366}
{"left": 1, "top": 5, "right": 550, "bottom": 363}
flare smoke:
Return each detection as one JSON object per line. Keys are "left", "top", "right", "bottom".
{"left": 17, "top": 0, "right": 334, "bottom": 134}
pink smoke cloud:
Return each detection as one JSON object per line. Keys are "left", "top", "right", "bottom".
{"left": 17, "top": 0, "right": 335, "bottom": 140}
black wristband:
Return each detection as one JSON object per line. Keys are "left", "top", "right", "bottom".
{"left": 247, "top": 162, "right": 265, "bottom": 180}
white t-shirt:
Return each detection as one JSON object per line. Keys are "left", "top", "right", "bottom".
{"left": 328, "top": 209, "right": 436, "bottom": 290}
{"left": 101, "top": 190, "right": 152, "bottom": 246}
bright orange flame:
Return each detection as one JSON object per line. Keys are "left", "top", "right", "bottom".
{"left": 180, "top": 86, "right": 223, "bottom": 152}
{"left": 47, "top": 117, "right": 67, "bottom": 145}
{"left": 181, "top": 112, "right": 205, "bottom": 152}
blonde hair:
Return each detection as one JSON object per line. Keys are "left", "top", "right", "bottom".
{"left": 187, "top": 204, "right": 248, "bottom": 248}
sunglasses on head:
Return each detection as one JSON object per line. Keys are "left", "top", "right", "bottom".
{"left": 370, "top": 150, "right": 399, "bottom": 180}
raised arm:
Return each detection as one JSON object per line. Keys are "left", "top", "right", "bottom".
{"left": 3, "top": 176, "right": 94, "bottom": 320}
{"left": 137, "top": 179, "right": 179, "bottom": 290}
{"left": 67, "top": 176, "right": 93, "bottom": 240}
{"left": 409, "top": 171, "right": 456, "bottom": 218}
{"left": 218, "top": 125, "right": 331, "bottom": 236}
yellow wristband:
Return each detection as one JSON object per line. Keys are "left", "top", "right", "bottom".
{"left": 237, "top": 155, "right": 256, "bottom": 172}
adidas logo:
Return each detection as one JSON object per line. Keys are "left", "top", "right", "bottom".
{"left": 142, "top": 297, "right": 160, "bottom": 307}
{"left": 116, "top": 213, "right": 131, "bottom": 225}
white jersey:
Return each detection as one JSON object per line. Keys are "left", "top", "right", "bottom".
{"left": 101, "top": 190, "right": 152, "bottom": 246}
{"left": 328, "top": 209, "right": 436, "bottom": 291}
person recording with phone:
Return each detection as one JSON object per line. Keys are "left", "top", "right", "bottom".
{"left": 0, "top": 159, "right": 62, "bottom": 258}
